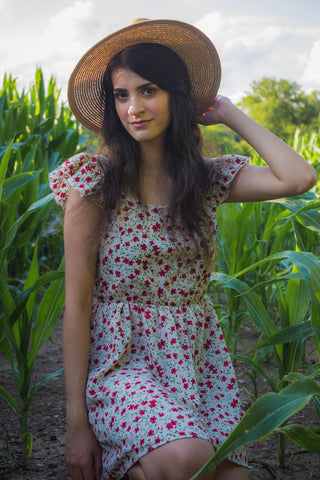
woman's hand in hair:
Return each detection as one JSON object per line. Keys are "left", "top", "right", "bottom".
{"left": 197, "top": 95, "right": 234, "bottom": 126}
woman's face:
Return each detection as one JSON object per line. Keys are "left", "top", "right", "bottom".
{"left": 112, "top": 68, "right": 171, "bottom": 148}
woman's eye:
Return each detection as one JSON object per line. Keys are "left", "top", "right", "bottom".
{"left": 114, "top": 92, "right": 127, "bottom": 101}
{"left": 144, "top": 87, "right": 156, "bottom": 96}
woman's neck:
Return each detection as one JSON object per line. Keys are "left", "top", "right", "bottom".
{"left": 138, "top": 143, "right": 172, "bottom": 205}
{"left": 139, "top": 140, "right": 166, "bottom": 174}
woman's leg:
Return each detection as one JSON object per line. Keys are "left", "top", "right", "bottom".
{"left": 214, "top": 460, "right": 248, "bottom": 480}
{"left": 127, "top": 437, "right": 216, "bottom": 480}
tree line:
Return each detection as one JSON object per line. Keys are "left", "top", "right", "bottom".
{"left": 202, "top": 77, "right": 320, "bottom": 156}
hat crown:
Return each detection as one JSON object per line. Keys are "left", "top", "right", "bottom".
{"left": 129, "top": 18, "right": 149, "bottom": 25}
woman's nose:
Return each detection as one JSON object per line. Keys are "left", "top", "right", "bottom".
{"left": 128, "top": 98, "right": 144, "bottom": 116}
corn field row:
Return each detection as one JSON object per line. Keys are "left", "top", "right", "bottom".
{"left": 0, "top": 70, "right": 319, "bottom": 473}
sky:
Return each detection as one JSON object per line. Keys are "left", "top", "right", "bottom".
{"left": 1, "top": 0, "right": 320, "bottom": 102}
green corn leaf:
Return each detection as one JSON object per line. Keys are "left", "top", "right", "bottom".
{"left": 217, "top": 203, "right": 258, "bottom": 274}
{"left": 272, "top": 198, "right": 320, "bottom": 232}
{"left": 14, "top": 202, "right": 53, "bottom": 249}
{"left": 275, "top": 279, "right": 289, "bottom": 329}
{"left": 191, "top": 378, "right": 320, "bottom": 478}
{"left": 29, "top": 258, "right": 65, "bottom": 366}
{"left": 24, "top": 243, "right": 39, "bottom": 323}
{"left": 248, "top": 460, "right": 280, "bottom": 480}
{"left": 2, "top": 170, "right": 42, "bottom": 198}
{"left": 2, "top": 107, "right": 14, "bottom": 141}
{"left": 220, "top": 251, "right": 320, "bottom": 292}
{"left": 15, "top": 104, "right": 29, "bottom": 134}
{"left": 26, "top": 193, "right": 54, "bottom": 211}
{"left": 35, "top": 68, "right": 45, "bottom": 116}
{"left": 0, "top": 193, "right": 54, "bottom": 254}
{"left": 252, "top": 321, "right": 314, "bottom": 350}
{"left": 22, "top": 432, "right": 33, "bottom": 459}
{"left": 0, "top": 139, "right": 14, "bottom": 202}
{"left": 0, "top": 434, "right": 15, "bottom": 462}
{"left": 286, "top": 277, "right": 309, "bottom": 326}
{"left": 48, "top": 130, "right": 67, "bottom": 151}
{"left": 29, "top": 368, "right": 63, "bottom": 400}
{"left": 33, "top": 117, "right": 54, "bottom": 133}
{"left": 21, "top": 137, "right": 42, "bottom": 172}
{"left": 311, "top": 301, "right": 320, "bottom": 344}
{"left": 5, "top": 270, "right": 65, "bottom": 330}
{"left": 0, "top": 278, "right": 15, "bottom": 319}
{"left": 231, "top": 354, "right": 277, "bottom": 391}
{"left": 292, "top": 217, "right": 315, "bottom": 251}
{"left": 210, "top": 272, "right": 277, "bottom": 337}
{"left": 0, "top": 386, "right": 18, "bottom": 414}
{"left": 48, "top": 152, "right": 62, "bottom": 171}
{"left": 0, "top": 336, "right": 14, "bottom": 370}
{"left": 231, "top": 271, "right": 302, "bottom": 296}
{"left": 313, "top": 397, "right": 320, "bottom": 421}
{"left": 276, "top": 424, "right": 320, "bottom": 454}
{"left": 216, "top": 250, "right": 320, "bottom": 321}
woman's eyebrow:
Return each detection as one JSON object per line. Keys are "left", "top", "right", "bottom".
{"left": 113, "top": 82, "right": 155, "bottom": 92}
{"left": 137, "top": 82, "right": 155, "bottom": 90}
{"left": 113, "top": 87, "right": 126, "bottom": 94}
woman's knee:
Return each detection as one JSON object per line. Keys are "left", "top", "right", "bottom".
{"left": 215, "top": 459, "right": 248, "bottom": 480}
{"left": 138, "top": 437, "right": 216, "bottom": 480}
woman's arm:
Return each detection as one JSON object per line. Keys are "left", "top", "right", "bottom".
{"left": 200, "top": 96, "right": 318, "bottom": 203}
{"left": 63, "top": 188, "right": 102, "bottom": 480}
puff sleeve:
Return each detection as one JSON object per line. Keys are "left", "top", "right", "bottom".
{"left": 207, "top": 154, "right": 249, "bottom": 205}
{"left": 49, "top": 152, "right": 104, "bottom": 209}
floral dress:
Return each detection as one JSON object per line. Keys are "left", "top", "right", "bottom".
{"left": 49, "top": 152, "right": 249, "bottom": 479}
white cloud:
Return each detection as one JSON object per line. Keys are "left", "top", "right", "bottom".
{"left": 196, "top": 12, "right": 289, "bottom": 57}
{"left": 302, "top": 39, "right": 320, "bottom": 91}
{"left": 195, "top": 11, "right": 320, "bottom": 99}
{"left": 1, "top": 1, "right": 98, "bottom": 93}
{"left": 41, "top": 1, "right": 97, "bottom": 55}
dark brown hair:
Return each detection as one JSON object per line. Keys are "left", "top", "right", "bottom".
{"left": 98, "top": 43, "right": 209, "bottom": 241}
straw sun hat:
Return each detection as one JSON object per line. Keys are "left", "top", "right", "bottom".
{"left": 68, "top": 18, "right": 221, "bottom": 133}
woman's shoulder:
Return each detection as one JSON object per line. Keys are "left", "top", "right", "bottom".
{"left": 204, "top": 154, "right": 249, "bottom": 171}
{"left": 204, "top": 154, "right": 250, "bottom": 204}
{"left": 49, "top": 152, "right": 106, "bottom": 208}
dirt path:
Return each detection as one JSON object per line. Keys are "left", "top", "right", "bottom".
{"left": 1, "top": 320, "right": 319, "bottom": 479}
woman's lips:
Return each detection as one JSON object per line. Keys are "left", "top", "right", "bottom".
{"left": 130, "top": 120, "right": 151, "bottom": 128}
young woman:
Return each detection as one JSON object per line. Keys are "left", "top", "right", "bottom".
{"left": 49, "top": 19, "right": 317, "bottom": 480}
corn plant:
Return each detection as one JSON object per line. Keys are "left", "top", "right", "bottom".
{"left": 291, "top": 128, "right": 320, "bottom": 171}
{"left": 214, "top": 188, "right": 319, "bottom": 352}
{"left": 192, "top": 374, "right": 320, "bottom": 479}
{"left": 209, "top": 246, "right": 320, "bottom": 467}
{"left": 209, "top": 141, "right": 320, "bottom": 468}
{"left": 0, "top": 247, "right": 65, "bottom": 464}
{"left": 0, "top": 70, "right": 89, "bottom": 275}
{"left": 0, "top": 69, "right": 89, "bottom": 464}
{"left": 212, "top": 200, "right": 285, "bottom": 352}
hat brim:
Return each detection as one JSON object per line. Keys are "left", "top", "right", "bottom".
{"left": 68, "top": 19, "right": 221, "bottom": 133}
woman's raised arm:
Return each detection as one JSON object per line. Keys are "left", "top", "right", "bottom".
{"left": 200, "top": 96, "right": 318, "bottom": 203}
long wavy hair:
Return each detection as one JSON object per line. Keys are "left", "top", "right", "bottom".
{"left": 98, "top": 42, "right": 210, "bottom": 241}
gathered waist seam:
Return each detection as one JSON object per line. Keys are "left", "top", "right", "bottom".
{"left": 92, "top": 299, "right": 208, "bottom": 308}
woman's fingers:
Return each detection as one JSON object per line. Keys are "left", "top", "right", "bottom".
{"left": 93, "top": 442, "right": 102, "bottom": 479}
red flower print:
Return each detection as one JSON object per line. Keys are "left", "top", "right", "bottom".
{"left": 166, "top": 420, "right": 177, "bottom": 429}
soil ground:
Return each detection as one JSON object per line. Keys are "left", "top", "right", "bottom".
{"left": 1, "top": 320, "right": 319, "bottom": 480}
